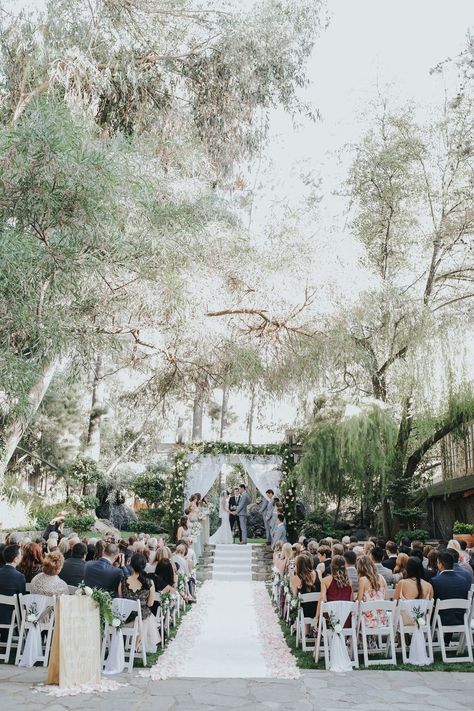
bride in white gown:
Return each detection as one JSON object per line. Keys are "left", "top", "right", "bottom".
{"left": 209, "top": 490, "right": 233, "bottom": 544}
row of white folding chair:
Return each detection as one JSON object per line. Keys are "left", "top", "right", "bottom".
{"left": 312, "top": 597, "right": 473, "bottom": 668}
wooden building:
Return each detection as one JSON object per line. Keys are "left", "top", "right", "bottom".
{"left": 426, "top": 422, "right": 474, "bottom": 538}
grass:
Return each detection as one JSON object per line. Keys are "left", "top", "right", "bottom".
{"left": 268, "top": 585, "right": 474, "bottom": 673}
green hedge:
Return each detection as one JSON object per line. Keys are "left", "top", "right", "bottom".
{"left": 396, "top": 529, "right": 429, "bottom": 543}
{"left": 64, "top": 514, "right": 95, "bottom": 532}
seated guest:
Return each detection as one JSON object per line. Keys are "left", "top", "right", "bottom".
{"left": 290, "top": 554, "right": 320, "bottom": 634}
{"left": 447, "top": 539, "right": 469, "bottom": 565}
{"left": 84, "top": 543, "right": 124, "bottom": 596}
{"left": 275, "top": 543, "right": 293, "bottom": 577}
{"left": 272, "top": 514, "right": 287, "bottom": 546}
{"left": 30, "top": 551, "right": 69, "bottom": 596}
{"left": 394, "top": 557, "right": 433, "bottom": 601}
{"left": 364, "top": 541, "right": 375, "bottom": 556}
{"left": 176, "top": 516, "right": 192, "bottom": 546}
{"left": 426, "top": 549, "right": 439, "bottom": 581}
{"left": 383, "top": 541, "right": 398, "bottom": 571}
{"left": 331, "top": 543, "right": 344, "bottom": 558}
{"left": 0, "top": 544, "right": 5, "bottom": 567}
{"left": 371, "top": 547, "right": 394, "bottom": 586}
{"left": 17, "top": 542, "right": 43, "bottom": 583}
{"left": 343, "top": 549, "right": 359, "bottom": 594}
{"left": 119, "top": 553, "right": 158, "bottom": 653}
{"left": 357, "top": 555, "right": 388, "bottom": 608}
{"left": 431, "top": 552, "right": 472, "bottom": 631}
{"left": 59, "top": 542, "right": 87, "bottom": 587}
{"left": 316, "top": 555, "right": 353, "bottom": 627}
{"left": 94, "top": 540, "right": 105, "bottom": 560}
{"left": 147, "top": 546, "right": 176, "bottom": 594}
{"left": 316, "top": 545, "right": 332, "bottom": 580}
{"left": 392, "top": 552, "right": 409, "bottom": 584}
{"left": 0, "top": 545, "right": 26, "bottom": 641}
{"left": 58, "top": 538, "right": 70, "bottom": 558}
{"left": 446, "top": 547, "right": 473, "bottom": 583}
{"left": 457, "top": 539, "right": 470, "bottom": 565}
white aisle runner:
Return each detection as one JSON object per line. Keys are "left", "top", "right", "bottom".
{"left": 143, "top": 545, "right": 299, "bottom": 680}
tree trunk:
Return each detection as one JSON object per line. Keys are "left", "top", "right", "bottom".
{"left": 83, "top": 355, "right": 104, "bottom": 463}
{"left": 0, "top": 360, "right": 57, "bottom": 480}
{"left": 247, "top": 386, "right": 256, "bottom": 445}
{"left": 192, "top": 389, "right": 204, "bottom": 441}
{"left": 381, "top": 497, "right": 392, "bottom": 538}
{"left": 219, "top": 381, "right": 229, "bottom": 441}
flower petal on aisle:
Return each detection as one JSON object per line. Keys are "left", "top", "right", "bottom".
{"left": 253, "top": 582, "right": 300, "bottom": 679}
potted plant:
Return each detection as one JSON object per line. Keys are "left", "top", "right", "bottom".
{"left": 452, "top": 521, "right": 474, "bottom": 549}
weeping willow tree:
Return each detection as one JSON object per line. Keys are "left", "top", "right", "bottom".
{"left": 296, "top": 399, "right": 399, "bottom": 531}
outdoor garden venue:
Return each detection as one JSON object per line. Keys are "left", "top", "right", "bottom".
{"left": 0, "top": 1, "right": 474, "bottom": 709}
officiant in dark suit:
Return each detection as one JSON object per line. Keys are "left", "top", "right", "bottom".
{"left": 228, "top": 487, "right": 241, "bottom": 540}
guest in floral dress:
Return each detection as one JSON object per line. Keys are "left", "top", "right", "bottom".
{"left": 119, "top": 553, "right": 159, "bottom": 653}
{"left": 356, "top": 555, "right": 388, "bottom": 627}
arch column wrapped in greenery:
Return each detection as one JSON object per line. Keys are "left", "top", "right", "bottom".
{"left": 168, "top": 441, "right": 299, "bottom": 540}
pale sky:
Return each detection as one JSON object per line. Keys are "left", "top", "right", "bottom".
{"left": 9, "top": 0, "right": 474, "bottom": 443}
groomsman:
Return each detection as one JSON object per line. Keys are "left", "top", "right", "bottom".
{"left": 272, "top": 514, "right": 287, "bottom": 546}
{"left": 228, "top": 487, "right": 241, "bottom": 540}
{"left": 260, "top": 489, "right": 274, "bottom": 545}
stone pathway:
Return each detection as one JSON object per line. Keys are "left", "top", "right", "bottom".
{"left": 1, "top": 666, "right": 473, "bottom": 710}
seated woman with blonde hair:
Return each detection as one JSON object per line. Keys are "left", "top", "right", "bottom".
{"left": 357, "top": 554, "right": 388, "bottom": 627}
{"left": 276, "top": 542, "right": 293, "bottom": 577}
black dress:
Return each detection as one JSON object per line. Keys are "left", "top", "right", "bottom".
{"left": 300, "top": 575, "right": 321, "bottom": 618}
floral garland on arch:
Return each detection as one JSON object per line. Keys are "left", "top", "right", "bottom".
{"left": 168, "top": 440, "right": 299, "bottom": 541}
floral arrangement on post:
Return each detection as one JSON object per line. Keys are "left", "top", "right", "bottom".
{"left": 177, "top": 573, "right": 187, "bottom": 595}
{"left": 160, "top": 591, "right": 173, "bottom": 615}
{"left": 168, "top": 451, "right": 189, "bottom": 536}
{"left": 76, "top": 582, "right": 113, "bottom": 630}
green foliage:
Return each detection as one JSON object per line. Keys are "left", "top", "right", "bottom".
{"left": 132, "top": 462, "right": 169, "bottom": 506}
{"left": 65, "top": 514, "right": 95, "bottom": 532}
{"left": 452, "top": 521, "right": 474, "bottom": 534}
{"left": 396, "top": 529, "right": 429, "bottom": 543}
{"left": 297, "top": 400, "right": 399, "bottom": 505}
{"left": 31, "top": 501, "right": 69, "bottom": 530}
{"left": 62, "top": 458, "right": 103, "bottom": 494}
{"left": 73, "top": 495, "right": 99, "bottom": 513}
{"left": 301, "top": 506, "right": 342, "bottom": 541}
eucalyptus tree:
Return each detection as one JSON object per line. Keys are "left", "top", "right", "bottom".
{"left": 0, "top": 0, "right": 324, "bottom": 480}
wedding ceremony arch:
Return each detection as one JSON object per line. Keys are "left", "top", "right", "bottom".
{"left": 168, "top": 442, "right": 299, "bottom": 538}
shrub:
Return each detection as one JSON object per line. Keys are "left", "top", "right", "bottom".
{"left": 132, "top": 463, "right": 169, "bottom": 506}
{"left": 301, "top": 507, "right": 342, "bottom": 541}
{"left": 64, "top": 514, "right": 95, "bottom": 532}
{"left": 128, "top": 509, "right": 169, "bottom": 535}
{"left": 396, "top": 529, "right": 429, "bottom": 543}
{"left": 452, "top": 521, "right": 474, "bottom": 534}
{"left": 31, "top": 502, "right": 69, "bottom": 530}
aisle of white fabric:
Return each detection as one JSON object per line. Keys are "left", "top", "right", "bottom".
{"left": 144, "top": 546, "right": 299, "bottom": 680}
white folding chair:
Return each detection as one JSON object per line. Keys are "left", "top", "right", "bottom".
{"left": 15, "top": 594, "right": 56, "bottom": 667}
{"left": 0, "top": 595, "right": 21, "bottom": 663}
{"left": 431, "top": 598, "right": 473, "bottom": 663}
{"left": 25, "top": 583, "right": 31, "bottom": 593}
{"left": 102, "top": 598, "right": 146, "bottom": 672}
{"left": 296, "top": 593, "right": 319, "bottom": 651}
{"left": 358, "top": 600, "right": 397, "bottom": 667}
{"left": 397, "top": 598, "right": 434, "bottom": 664}
{"left": 67, "top": 585, "right": 78, "bottom": 595}
{"left": 315, "top": 601, "right": 359, "bottom": 669}
{"left": 385, "top": 588, "right": 395, "bottom": 600}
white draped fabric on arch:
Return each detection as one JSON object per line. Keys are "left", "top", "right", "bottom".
{"left": 183, "top": 452, "right": 283, "bottom": 503}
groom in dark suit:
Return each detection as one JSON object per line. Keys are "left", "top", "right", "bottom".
{"left": 228, "top": 487, "right": 241, "bottom": 540}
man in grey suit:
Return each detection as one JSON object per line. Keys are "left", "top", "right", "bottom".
{"left": 235, "top": 484, "right": 250, "bottom": 544}
{"left": 272, "top": 514, "right": 287, "bottom": 546}
{"left": 260, "top": 489, "right": 274, "bottom": 545}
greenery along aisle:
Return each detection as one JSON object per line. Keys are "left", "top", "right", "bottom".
{"left": 168, "top": 441, "right": 301, "bottom": 540}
